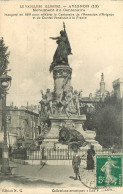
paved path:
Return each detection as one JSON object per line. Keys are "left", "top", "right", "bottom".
{"left": 1, "top": 161, "right": 121, "bottom": 194}
{"left": 0, "top": 160, "right": 95, "bottom": 189}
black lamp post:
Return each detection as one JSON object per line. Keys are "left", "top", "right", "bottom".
{"left": 0, "top": 72, "right": 12, "bottom": 174}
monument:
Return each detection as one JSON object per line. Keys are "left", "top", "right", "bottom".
{"left": 39, "top": 23, "right": 100, "bottom": 150}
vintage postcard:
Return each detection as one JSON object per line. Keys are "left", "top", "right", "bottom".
{"left": 0, "top": 1, "right": 123, "bottom": 194}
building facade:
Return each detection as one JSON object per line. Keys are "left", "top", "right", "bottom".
{"left": 0, "top": 107, "right": 39, "bottom": 148}
{"left": 112, "top": 78, "right": 123, "bottom": 98}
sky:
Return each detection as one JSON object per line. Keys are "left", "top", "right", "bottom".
{"left": 0, "top": 1, "right": 123, "bottom": 107}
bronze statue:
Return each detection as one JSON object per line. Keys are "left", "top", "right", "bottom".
{"left": 49, "top": 22, "right": 72, "bottom": 72}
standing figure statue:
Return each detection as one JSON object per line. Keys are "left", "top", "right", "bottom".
{"left": 73, "top": 90, "right": 80, "bottom": 116}
{"left": 65, "top": 87, "right": 76, "bottom": 117}
{"left": 49, "top": 22, "right": 72, "bottom": 72}
{"left": 46, "top": 89, "right": 53, "bottom": 115}
{"left": 40, "top": 90, "right": 47, "bottom": 116}
{"left": 40, "top": 89, "right": 53, "bottom": 116}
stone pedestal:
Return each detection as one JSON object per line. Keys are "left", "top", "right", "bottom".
{"left": 42, "top": 115, "right": 86, "bottom": 148}
{"left": 82, "top": 130, "right": 102, "bottom": 149}
{"left": 41, "top": 139, "right": 59, "bottom": 149}
{"left": 42, "top": 115, "right": 102, "bottom": 149}
{"left": 53, "top": 65, "right": 72, "bottom": 98}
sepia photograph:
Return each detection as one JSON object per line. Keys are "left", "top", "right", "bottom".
{"left": 0, "top": 1, "right": 123, "bottom": 193}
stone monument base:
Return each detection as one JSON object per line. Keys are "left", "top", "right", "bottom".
{"left": 41, "top": 115, "right": 102, "bottom": 149}
{"left": 41, "top": 138, "right": 59, "bottom": 149}
{"left": 42, "top": 115, "right": 86, "bottom": 149}
{"left": 46, "top": 115, "right": 86, "bottom": 137}
{"left": 83, "top": 130, "right": 102, "bottom": 149}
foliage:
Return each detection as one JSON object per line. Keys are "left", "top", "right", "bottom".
{"left": 83, "top": 112, "right": 95, "bottom": 131}
{"left": 0, "top": 37, "right": 10, "bottom": 76}
{"left": 81, "top": 104, "right": 96, "bottom": 131}
{"left": 93, "top": 95, "right": 122, "bottom": 148}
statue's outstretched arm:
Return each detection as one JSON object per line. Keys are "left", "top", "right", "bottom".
{"left": 49, "top": 37, "right": 59, "bottom": 40}
{"left": 111, "top": 163, "right": 119, "bottom": 168}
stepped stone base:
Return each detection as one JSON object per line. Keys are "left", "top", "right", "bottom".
{"left": 41, "top": 139, "right": 59, "bottom": 149}
{"left": 83, "top": 130, "right": 102, "bottom": 149}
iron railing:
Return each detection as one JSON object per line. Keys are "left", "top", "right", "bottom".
{"left": 11, "top": 148, "right": 115, "bottom": 160}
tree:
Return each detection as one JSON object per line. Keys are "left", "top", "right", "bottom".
{"left": 0, "top": 37, "right": 10, "bottom": 76}
{"left": 81, "top": 104, "right": 96, "bottom": 131}
{"left": 94, "top": 95, "right": 122, "bottom": 148}
{"left": 83, "top": 111, "right": 96, "bottom": 131}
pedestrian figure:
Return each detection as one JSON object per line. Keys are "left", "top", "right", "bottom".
{"left": 87, "top": 145, "right": 95, "bottom": 170}
{"left": 72, "top": 151, "right": 81, "bottom": 180}
{"left": 9, "top": 145, "right": 12, "bottom": 158}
